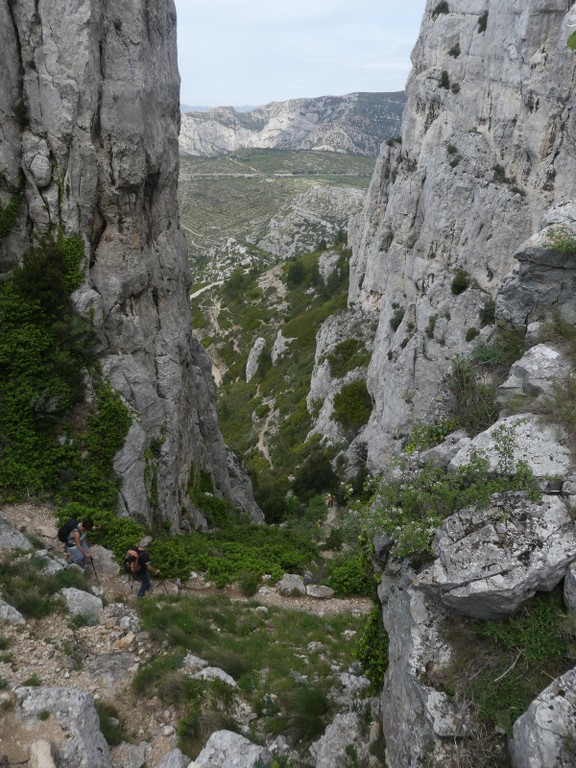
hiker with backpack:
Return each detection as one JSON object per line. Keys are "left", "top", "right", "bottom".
{"left": 124, "top": 536, "right": 161, "bottom": 598}
{"left": 60, "top": 518, "right": 95, "bottom": 568}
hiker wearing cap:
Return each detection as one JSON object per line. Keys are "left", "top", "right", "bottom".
{"left": 67, "top": 519, "right": 95, "bottom": 567}
{"left": 133, "top": 536, "right": 161, "bottom": 598}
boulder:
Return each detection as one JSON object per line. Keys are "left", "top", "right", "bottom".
{"left": 112, "top": 741, "right": 149, "bottom": 768}
{"left": 448, "top": 414, "right": 572, "bottom": 480}
{"left": 154, "top": 750, "right": 190, "bottom": 768}
{"left": 192, "top": 730, "right": 271, "bottom": 768}
{"left": 305, "top": 584, "right": 334, "bottom": 599}
{"left": 276, "top": 574, "right": 306, "bottom": 596}
{"left": 191, "top": 667, "right": 238, "bottom": 689}
{"left": 498, "top": 344, "right": 572, "bottom": 407}
{"left": 16, "top": 687, "right": 111, "bottom": 768}
{"left": 0, "top": 512, "right": 33, "bottom": 551}
{"left": 30, "top": 739, "right": 57, "bottom": 768}
{"left": 508, "top": 667, "right": 576, "bottom": 768}
{"left": 309, "top": 712, "right": 363, "bottom": 768}
{"left": 414, "top": 494, "right": 576, "bottom": 619}
{"left": 0, "top": 597, "right": 25, "bottom": 625}
{"left": 60, "top": 587, "right": 104, "bottom": 617}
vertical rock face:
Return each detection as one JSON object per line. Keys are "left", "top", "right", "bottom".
{"left": 0, "top": 0, "right": 262, "bottom": 525}
{"left": 348, "top": 0, "right": 576, "bottom": 470}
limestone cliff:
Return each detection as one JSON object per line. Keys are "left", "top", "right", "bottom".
{"left": 330, "top": 2, "right": 576, "bottom": 766}
{"left": 0, "top": 0, "right": 262, "bottom": 525}
{"left": 342, "top": 0, "right": 576, "bottom": 471}
{"left": 179, "top": 92, "right": 406, "bottom": 158}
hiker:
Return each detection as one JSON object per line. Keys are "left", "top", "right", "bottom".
{"left": 66, "top": 519, "right": 95, "bottom": 567}
{"left": 326, "top": 493, "right": 335, "bottom": 508}
{"left": 131, "top": 536, "right": 161, "bottom": 598}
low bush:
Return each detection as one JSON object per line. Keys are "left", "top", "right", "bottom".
{"left": 445, "top": 355, "right": 499, "bottom": 435}
{"left": 355, "top": 606, "right": 388, "bottom": 692}
{"left": 95, "top": 701, "right": 127, "bottom": 746}
{"left": 327, "top": 550, "right": 374, "bottom": 596}
{"left": 390, "top": 307, "right": 405, "bottom": 331}
{"left": 432, "top": 1, "right": 449, "bottom": 18}
{"left": 478, "top": 10, "right": 488, "bottom": 33}
{"left": 439, "top": 591, "right": 574, "bottom": 735}
{"left": 404, "top": 420, "right": 456, "bottom": 454}
{"left": 471, "top": 328, "right": 525, "bottom": 369}
{"left": 451, "top": 268, "right": 470, "bottom": 295}
{"left": 0, "top": 552, "right": 89, "bottom": 619}
{"left": 325, "top": 338, "right": 370, "bottom": 378}
{"left": 332, "top": 381, "right": 372, "bottom": 434}
{"left": 359, "top": 431, "right": 539, "bottom": 563}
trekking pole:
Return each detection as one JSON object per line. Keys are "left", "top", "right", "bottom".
{"left": 160, "top": 577, "right": 169, "bottom": 596}
{"left": 90, "top": 558, "right": 101, "bottom": 587}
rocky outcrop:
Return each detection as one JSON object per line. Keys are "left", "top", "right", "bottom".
{"left": 254, "top": 184, "right": 365, "bottom": 260}
{"left": 508, "top": 667, "right": 576, "bottom": 768}
{"left": 0, "top": 0, "right": 261, "bottom": 525}
{"left": 339, "top": 0, "right": 576, "bottom": 471}
{"left": 414, "top": 493, "right": 576, "bottom": 619}
{"left": 179, "top": 92, "right": 406, "bottom": 158}
{"left": 498, "top": 201, "right": 576, "bottom": 327}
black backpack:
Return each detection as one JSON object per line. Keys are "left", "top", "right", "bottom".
{"left": 124, "top": 548, "right": 141, "bottom": 575}
{"left": 57, "top": 518, "right": 78, "bottom": 544}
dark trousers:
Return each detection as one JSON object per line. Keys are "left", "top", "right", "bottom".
{"left": 136, "top": 568, "right": 150, "bottom": 597}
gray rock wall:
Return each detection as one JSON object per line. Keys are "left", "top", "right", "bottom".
{"left": 0, "top": 0, "right": 261, "bottom": 525}
{"left": 346, "top": 0, "right": 576, "bottom": 470}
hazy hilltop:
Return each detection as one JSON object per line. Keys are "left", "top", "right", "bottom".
{"left": 179, "top": 91, "right": 406, "bottom": 157}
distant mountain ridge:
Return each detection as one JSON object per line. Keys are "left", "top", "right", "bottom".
{"left": 179, "top": 92, "right": 406, "bottom": 158}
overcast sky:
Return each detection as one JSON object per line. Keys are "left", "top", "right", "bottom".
{"left": 174, "top": 0, "right": 427, "bottom": 108}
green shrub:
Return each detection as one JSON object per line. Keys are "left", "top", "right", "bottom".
{"left": 404, "top": 420, "right": 456, "bottom": 454}
{"left": 432, "top": 1, "right": 449, "bottom": 18}
{"left": 493, "top": 164, "right": 508, "bottom": 183}
{"left": 448, "top": 43, "right": 461, "bottom": 57}
{"left": 471, "top": 328, "right": 525, "bottom": 368}
{"left": 332, "top": 381, "right": 372, "bottom": 434}
{"left": 440, "top": 70, "right": 450, "bottom": 90}
{"left": 451, "top": 268, "right": 470, "bottom": 295}
{"left": 0, "top": 188, "right": 23, "bottom": 241}
{"left": 23, "top": 674, "right": 41, "bottom": 686}
{"left": 326, "top": 338, "right": 370, "bottom": 378}
{"left": 479, "top": 300, "right": 496, "bottom": 327}
{"left": 444, "top": 355, "right": 499, "bottom": 434}
{"left": 293, "top": 446, "right": 338, "bottom": 503}
{"left": 0, "top": 552, "right": 89, "bottom": 618}
{"left": 390, "top": 307, "right": 405, "bottom": 331}
{"left": 478, "top": 10, "right": 488, "bottom": 33}
{"left": 438, "top": 591, "right": 574, "bottom": 735}
{"left": 286, "top": 259, "right": 305, "bottom": 288}
{"left": 95, "top": 701, "right": 127, "bottom": 746}
{"left": 327, "top": 550, "right": 374, "bottom": 596}
{"left": 568, "top": 30, "right": 576, "bottom": 50}
{"left": 355, "top": 607, "right": 388, "bottom": 692}
{"left": 360, "top": 435, "right": 539, "bottom": 563}
{"left": 425, "top": 314, "right": 437, "bottom": 339}
{"left": 546, "top": 226, "right": 576, "bottom": 254}
{"left": 279, "top": 685, "right": 329, "bottom": 746}
{"left": 238, "top": 569, "right": 260, "bottom": 596}
{"left": 466, "top": 327, "right": 479, "bottom": 342}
